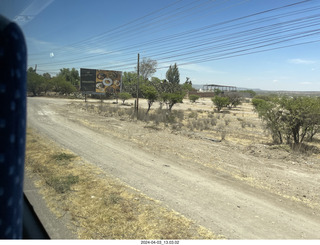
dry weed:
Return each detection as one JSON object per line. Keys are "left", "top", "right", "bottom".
{"left": 25, "top": 128, "right": 221, "bottom": 240}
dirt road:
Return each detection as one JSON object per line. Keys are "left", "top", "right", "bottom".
{"left": 26, "top": 97, "right": 320, "bottom": 239}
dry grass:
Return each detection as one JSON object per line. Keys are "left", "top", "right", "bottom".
{"left": 70, "top": 101, "right": 268, "bottom": 145}
{"left": 25, "top": 128, "right": 222, "bottom": 240}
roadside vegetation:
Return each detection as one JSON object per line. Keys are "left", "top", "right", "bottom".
{"left": 28, "top": 57, "right": 320, "bottom": 153}
{"left": 26, "top": 59, "right": 196, "bottom": 112}
{"left": 27, "top": 57, "right": 320, "bottom": 238}
{"left": 68, "top": 91, "right": 320, "bottom": 156}
{"left": 25, "top": 128, "right": 221, "bottom": 239}
{"left": 252, "top": 95, "right": 320, "bottom": 149}
{"left": 27, "top": 67, "right": 79, "bottom": 96}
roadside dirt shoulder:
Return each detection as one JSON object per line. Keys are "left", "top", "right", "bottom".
{"left": 27, "top": 97, "right": 320, "bottom": 239}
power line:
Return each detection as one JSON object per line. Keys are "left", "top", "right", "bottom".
{"left": 29, "top": 0, "right": 249, "bottom": 58}
{"left": 29, "top": 0, "right": 320, "bottom": 74}
{"left": 36, "top": 9, "right": 320, "bottom": 67}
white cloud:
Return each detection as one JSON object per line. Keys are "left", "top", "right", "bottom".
{"left": 300, "top": 82, "right": 312, "bottom": 85}
{"left": 87, "top": 48, "right": 108, "bottom": 54}
{"left": 86, "top": 48, "right": 122, "bottom": 56}
{"left": 288, "top": 58, "right": 317, "bottom": 65}
{"left": 26, "top": 37, "right": 59, "bottom": 53}
{"left": 180, "top": 63, "right": 224, "bottom": 74}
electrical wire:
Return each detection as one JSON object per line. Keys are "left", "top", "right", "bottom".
{"left": 28, "top": 0, "right": 320, "bottom": 75}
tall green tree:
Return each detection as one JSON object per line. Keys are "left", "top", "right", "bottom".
{"left": 138, "top": 58, "right": 157, "bottom": 81}
{"left": 122, "top": 71, "right": 146, "bottom": 97}
{"left": 58, "top": 68, "right": 79, "bottom": 87}
{"left": 27, "top": 67, "right": 44, "bottom": 96}
{"left": 51, "top": 76, "right": 76, "bottom": 94}
{"left": 41, "top": 72, "right": 53, "bottom": 95}
{"left": 181, "top": 77, "right": 196, "bottom": 92}
{"left": 159, "top": 64, "right": 184, "bottom": 110}
{"left": 166, "top": 63, "right": 180, "bottom": 85}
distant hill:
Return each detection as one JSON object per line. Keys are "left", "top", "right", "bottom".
{"left": 191, "top": 84, "right": 320, "bottom": 96}
{"left": 192, "top": 84, "right": 260, "bottom": 91}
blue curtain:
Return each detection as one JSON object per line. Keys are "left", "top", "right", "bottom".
{"left": 0, "top": 15, "right": 27, "bottom": 239}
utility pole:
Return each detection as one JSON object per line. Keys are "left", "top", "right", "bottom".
{"left": 136, "top": 53, "right": 140, "bottom": 115}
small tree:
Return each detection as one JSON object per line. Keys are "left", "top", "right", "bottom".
{"left": 252, "top": 95, "right": 320, "bottom": 145}
{"left": 118, "top": 92, "right": 131, "bottom": 104}
{"left": 252, "top": 97, "right": 284, "bottom": 144}
{"left": 58, "top": 68, "right": 80, "bottom": 87}
{"left": 181, "top": 77, "right": 196, "bottom": 92}
{"left": 225, "top": 92, "right": 242, "bottom": 108}
{"left": 27, "top": 68, "right": 44, "bottom": 96}
{"left": 213, "top": 88, "right": 222, "bottom": 96}
{"left": 141, "top": 85, "right": 158, "bottom": 114}
{"left": 138, "top": 58, "right": 157, "bottom": 81}
{"left": 212, "top": 96, "right": 229, "bottom": 112}
{"left": 279, "top": 96, "right": 320, "bottom": 144}
{"left": 166, "top": 63, "right": 180, "bottom": 85}
{"left": 51, "top": 76, "right": 76, "bottom": 94}
{"left": 189, "top": 94, "right": 200, "bottom": 103}
{"left": 241, "top": 90, "right": 256, "bottom": 98}
{"left": 161, "top": 92, "right": 184, "bottom": 111}
{"left": 122, "top": 71, "right": 147, "bottom": 97}
{"left": 41, "top": 72, "right": 53, "bottom": 95}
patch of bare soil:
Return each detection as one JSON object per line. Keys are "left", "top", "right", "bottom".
{"left": 64, "top": 97, "right": 320, "bottom": 211}
{"left": 25, "top": 128, "right": 219, "bottom": 239}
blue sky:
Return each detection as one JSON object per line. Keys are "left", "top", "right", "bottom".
{"left": 1, "top": 0, "right": 320, "bottom": 91}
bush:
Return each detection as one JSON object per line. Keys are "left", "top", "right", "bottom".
{"left": 189, "top": 94, "right": 200, "bottom": 103}
{"left": 118, "top": 92, "right": 132, "bottom": 104}
{"left": 27, "top": 70, "right": 45, "bottom": 96}
{"left": 161, "top": 92, "right": 184, "bottom": 111}
{"left": 141, "top": 85, "right": 158, "bottom": 113}
{"left": 52, "top": 76, "right": 76, "bottom": 94}
{"left": 252, "top": 95, "right": 320, "bottom": 145}
{"left": 212, "top": 96, "right": 229, "bottom": 112}
{"left": 224, "top": 92, "right": 242, "bottom": 108}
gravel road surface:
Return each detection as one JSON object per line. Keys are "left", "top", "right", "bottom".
{"left": 26, "top": 97, "right": 320, "bottom": 239}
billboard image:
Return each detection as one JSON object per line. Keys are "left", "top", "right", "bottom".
{"left": 80, "top": 68, "right": 122, "bottom": 93}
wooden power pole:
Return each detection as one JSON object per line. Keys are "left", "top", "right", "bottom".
{"left": 136, "top": 53, "right": 140, "bottom": 115}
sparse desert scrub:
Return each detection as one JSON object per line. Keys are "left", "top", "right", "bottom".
{"left": 68, "top": 97, "right": 320, "bottom": 153}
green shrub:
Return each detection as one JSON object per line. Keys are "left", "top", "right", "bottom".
{"left": 212, "top": 96, "right": 230, "bottom": 112}
{"left": 118, "top": 92, "right": 132, "bottom": 104}
{"left": 189, "top": 94, "right": 200, "bottom": 103}
{"left": 47, "top": 174, "right": 79, "bottom": 193}
{"left": 252, "top": 95, "right": 320, "bottom": 145}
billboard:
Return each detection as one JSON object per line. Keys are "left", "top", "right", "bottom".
{"left": 80, "top": 68, "right": 122, "bottom": 93}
